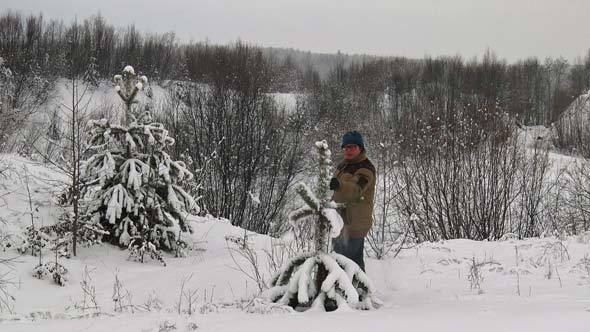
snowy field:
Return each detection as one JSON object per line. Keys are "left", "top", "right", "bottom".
{"left": 2, "top": 155, "right": 590, "bottom": 331}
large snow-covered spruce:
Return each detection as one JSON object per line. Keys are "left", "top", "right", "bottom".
{"left": 266, "top": 140, "right": 375, "bottom": 311}
{"left": 81, "top": 66, "right": 199, "bottom": 260}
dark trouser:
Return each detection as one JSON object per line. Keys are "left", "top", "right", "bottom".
{"left": 332, "top": 236, "right": 365, "bottom": 272}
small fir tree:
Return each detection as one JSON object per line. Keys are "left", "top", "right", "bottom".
{"left": 265, "top": 140, "right": 375, "bottom": 311}
{"left": 31, "top": 224, "right": 70, "bottom": 286}
{"left": 81, "top": 66, "right": 199, "bottom": 264}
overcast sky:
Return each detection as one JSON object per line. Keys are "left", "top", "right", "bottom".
{"left": 4, "top": 0, "right": 590, "bottom": 62}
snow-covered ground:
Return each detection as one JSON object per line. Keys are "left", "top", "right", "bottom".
{"left": 268, "top": 93, "right": 299, "bottom": 113}
{"left": 0, "top": 154, "right": 67, "bottom": 235}
{"left": 2, "top": 154, "right": 590, "bottom": 331}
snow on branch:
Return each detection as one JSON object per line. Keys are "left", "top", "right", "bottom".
{"left": 321, "top": 208, "right": 343, "bottom": 238}
{"left": 294, "top": 182, "right": 319, "bottom": 211}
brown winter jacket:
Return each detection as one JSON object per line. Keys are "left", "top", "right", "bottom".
{"left": 332, "top": 152, "right": 376, "bottom": 238}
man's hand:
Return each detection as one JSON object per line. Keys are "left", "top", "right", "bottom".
{"left": 329, "top": 177, "right": 340, "bottom": 190}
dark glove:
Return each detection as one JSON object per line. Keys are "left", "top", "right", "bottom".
{"left": 329, "top": 177, "right": 340, "bottom": 190}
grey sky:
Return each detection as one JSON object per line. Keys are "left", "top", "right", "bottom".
{"left": 4, "top": 0, "right": 590, "bottom": 62}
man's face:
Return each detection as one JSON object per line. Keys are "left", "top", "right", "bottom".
{"left": 343, "top": 144, "right": 361, "bottom": 160}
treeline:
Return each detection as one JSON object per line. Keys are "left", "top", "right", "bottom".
{"left": 2, "top": 10, "right": 590, "bottom": 124}
{"left": 301, "top": 51, "right": 590, "bottom": 133}
{"left": 0, "top": 11, "right": 317, "bottom": 93}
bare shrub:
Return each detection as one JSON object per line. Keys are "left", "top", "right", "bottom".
{"left": 513, "top": 143, "right": 553, "bottom": 238}
{"left": 393, "top": 99, "right": 522, "bottom": 241}
{"left": 163, "top": 79, "right": 306, "bottom": 235}
{"left": 112, "top": 270, "right": 135, "bottom": 313}
{"left": 367, "top": 134, "right": 413, "bottom": 259}
{"left": 138, "top": 291, "right": 163, "bottom": 313}
{"left": 262, "top": 238, "right": 297, "bottom": 279}
{"left": 224, "top": 226, "right": 308, "bottom": 297}
{"left": 557, "top": 159, "right": 590, "bottom": 234}
{"left": 175, "top": 274, "right": 200, "bottom": 315}
{"left": 66, "top": 265, "right": 101, "bottom": 313}
{"left": 0, "top": 56, "right": 50, "bottom": 153}
{"left": 467, "top": 256, "right": 485, "bottom": 293}
{"left": 0, "top": 256, "right": 20, "bottom": 314}
{"left": 225, "top": 233, "right": 268, "bottom": 293}
{"left": 536, "top": 240, "right": 570, "bottom": 266}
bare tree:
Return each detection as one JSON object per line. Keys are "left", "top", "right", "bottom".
{"left": 26, "top": 36, "right": 97, "bottom": 256}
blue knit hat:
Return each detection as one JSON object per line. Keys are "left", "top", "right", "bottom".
{"left": 341, "top": 131, "right": 364, "bottom": 148}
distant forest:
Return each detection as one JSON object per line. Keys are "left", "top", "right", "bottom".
{"left": 1, "top": 10, "right": 590, "bottom": 125}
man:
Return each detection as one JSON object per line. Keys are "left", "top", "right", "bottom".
{"left": 330, "top": 131, "right": 376, "bottom": 272}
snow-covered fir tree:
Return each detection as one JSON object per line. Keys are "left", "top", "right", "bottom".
{"left": 265, "top": 140, "right": 375, "bottom": 311}
{"left": 81, "top": 66, "right": 199, "bottom": 264}
{"left": 31, "top": 228, "right": 70, "bottom": 287}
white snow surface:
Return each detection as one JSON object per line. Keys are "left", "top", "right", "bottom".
{"left": 51, "top": 77, "right": 165, "bottom": 114}
{"left": 268, "top": 93, "right": 298, "bottom": 113}
{"left": 0, "top": 154, "right": 68, "bottom": 231}
{"left": 517, "top": 125, "right": 554, "bottom": 149}
{"left": 2, "top": 153, "right": 590, "bottom": 331}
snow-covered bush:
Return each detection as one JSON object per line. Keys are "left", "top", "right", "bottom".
{"left": 32, "top": 261, "right": 68, "bottom": 287}
{"left": 265, "top": 141, "right": 375, "bottom": 311}
{"left": 31, "top": 230, "right": 71, "bottom": 287}
{"left": 18, "top": 214, "right": 107, "bottom": 260}
{"left": 81, "top": 66, "right": 199, "bottom": 259}
{"left": 0, "top": 223, "right": 28, "bottom": 254}
{"left": 128, "top": 230, "right": 167, "bottom": 266}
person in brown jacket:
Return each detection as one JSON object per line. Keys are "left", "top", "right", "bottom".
{"left": 330, "top": 131, "right": 376, "bottom": 272}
